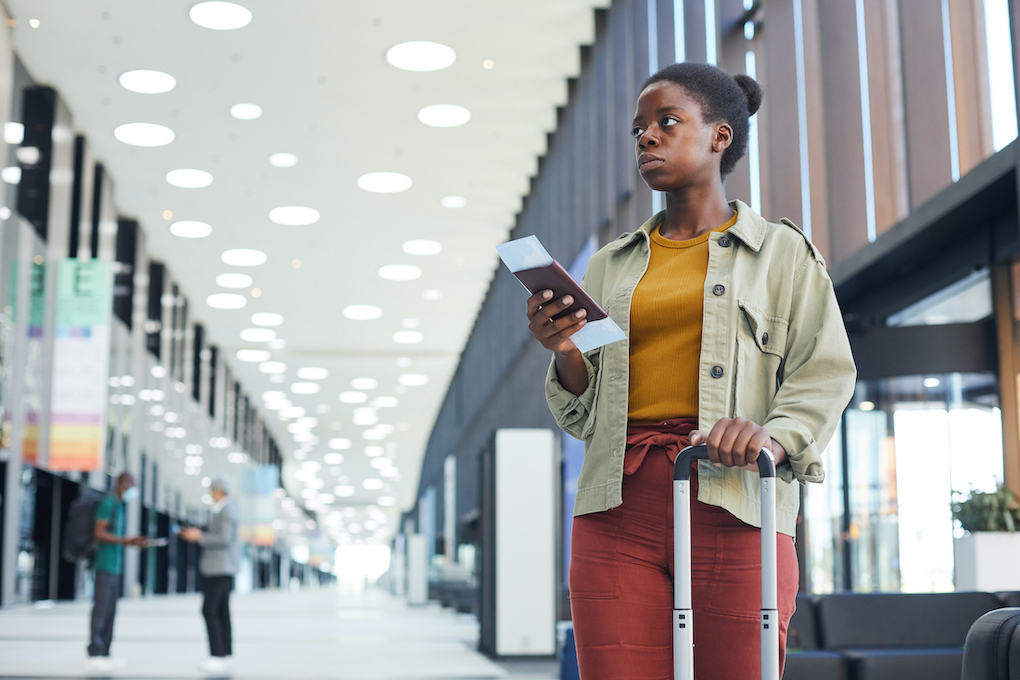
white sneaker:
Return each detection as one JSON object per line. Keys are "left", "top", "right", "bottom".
{"left": 84, "top": 656, "right": 116, "bottom": 672}
{"left": 198, "top": 657, "right": 230, "bottom": 674}
{"left": 107, "top": 657, "right": 128, "bottom": 668}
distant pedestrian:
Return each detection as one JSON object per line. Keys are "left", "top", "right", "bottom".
{"left": 85, "top": 472, "right": 146, "bottom": 673}
{"left": 182, "top": 475, "right": 240, "bottom": 675}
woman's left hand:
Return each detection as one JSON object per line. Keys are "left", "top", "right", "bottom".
{"left": 689, "top": 417, "right": 787, "bottom": 470}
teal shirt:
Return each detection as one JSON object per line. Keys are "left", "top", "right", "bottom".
{"left": 93, "top": 494, "right": 125, "bottom": 574}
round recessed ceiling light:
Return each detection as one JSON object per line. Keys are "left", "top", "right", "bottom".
{"left": 236, "top": 349, "right": 270, "bottom": 362}
{"left": 339, "top": 391, "right": 368, "bottom": 404}
{"left": 298, "top": 367, "right": 329, "bottom": 380}
{"left": 269, "top": 206, "right": 319, "bottom": 226}
{"left": 351, "top": 378, "right": 377, "bottom": 390}
{"left": 259, "top": 361, "right": 287, "bottom": 374}
{"left": 291, "top": 382, "right": 321, "bottom": 395}
{"left": 206, "top": 293, "right": 247, "bottom": 310}
{"left": 216, "top": 273, "right": 253, "bottom": 289}
{"left": 1, "top": 167, "right": 21, "bottom": 184}
{"left": 398, "top": 374, "right": 429, "bottom": 386}
{"left": 357, "top": 172, "right": 412, "bottom": 193}
{"left": 269, "top": 152, "right": 298, "bottom": 167}
{"left": 343, "top": 305, "right": 382, "bottom": 320}
{"left": 353, "top": 409, "right": 378, "bottom": 426}
{"left": 240, "top": 328, "right": 276, "bottom": 342}
{"left": 221, "top": 249, "right": 267, "bottom": 266}
{"left": 114, "top": 123, "right": 175, "bottom": 147}
{"left": 363, "top": 478, "right": 384, "bottom": 490}
{"left": 280, "top": 406, "right": 306, "bottom": 419}
{"left": 262, "top": 391, "right": 286, "bottom": 401}
{"left": 251, "top": 312, "right": 284, "bottom": 326}
{"left": 393, "top": 331, "right": 423, "bottom": 344}
{"left": 230, "top": 103, "right": 263, "bottom": 120}
{"left": 4, "top": 122, "right": 24, "bottom": 144}
{"left": 166, "top": 169, "right": 213, "bottom": 188}
{"left": 441, "top": 195, "right": 467, "bottom": 209}
{"left": 402, "top": 240, "right": 442, "bottom": 256}
{"left": 328, "top": 438, "right": 352, "bottom": 450}
{"left": 378, "top": 265, "right": 421, "bottom": 281}
{"left": 373, "top": 396, "right": 399, "bottom": 408}
{"left": 119, "top": 70, "right": 176, "bottom": 94}
{"left": 417, "top": 104, "right": 471, "bottom": 127}
{"left": 190, "top": 2, "right": 253, "bottom": 30}
{"left": 170, "top": 221, "right": 212, "bottom": 238}
{"left": 334, "top": 485, "right": 356, "bottom": 497}
{"left": 422, "top": 289, "right": 442, "bottom": 300}
{"left": 386, "top": 41, "right": 456, "bottom": 72}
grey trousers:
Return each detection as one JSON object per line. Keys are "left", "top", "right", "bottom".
{"left": 88, "top": 571, "right": 122, "bottom": 657}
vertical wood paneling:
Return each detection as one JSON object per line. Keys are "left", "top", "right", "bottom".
{"left": 632, "top": 0, "right": 653, "bottom": 219}
{"left": 718, "top": 0, "right": 752, "bottom": 206}
{"left": 898, "top": 0, "right": 954, "bottom": 208}
{"left": 948, "top": 0, "right": 994, "bottom": 175}
{"left": 863, "top": 0, "right": 909, "bottom": 236}
{"left": 763, "top": 0, "right": 805, "bottom": 226}
{"left": 684, "top": 0, "right": 708, "bottom": 63}
{"left": 818, "top": 0, "right": 870, "bottom": 264}
{"left": 801, "top": 0, "right": 832, "bottom": 263}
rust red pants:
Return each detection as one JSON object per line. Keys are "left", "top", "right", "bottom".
{"left": 569, "top": 421, "right": 798, "bottom": 680}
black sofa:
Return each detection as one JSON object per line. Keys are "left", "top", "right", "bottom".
{"left": 786, "top": 591, "right": 1005, "bottom": 680}
{"left": 962, "top": 607, "right": 1020, "bottom": 680}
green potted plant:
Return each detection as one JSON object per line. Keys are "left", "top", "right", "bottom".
{"left": 952, "top": 485, "right": 1020, "bottom": 591}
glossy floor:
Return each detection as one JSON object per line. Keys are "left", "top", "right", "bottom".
{"left": 0, "top": 586, "right": 556, "bottom": 679}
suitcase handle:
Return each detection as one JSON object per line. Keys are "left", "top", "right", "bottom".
{"left": 672, "top": 443, "right": 780, "bottom": 680}
{"left": 672, "top": 443, "right": 777, "bottom": 481}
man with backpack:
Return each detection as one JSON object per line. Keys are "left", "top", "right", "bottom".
{"left": 84, "top": 472, "right": 146, "bottom": 673}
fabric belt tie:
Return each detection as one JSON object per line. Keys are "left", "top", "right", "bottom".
{"left": 623, "top": 417, "right": 699, "bottom": 475}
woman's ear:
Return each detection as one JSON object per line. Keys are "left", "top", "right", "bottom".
{"left": 712, "top": 123, "right": 733, "bottom": 153}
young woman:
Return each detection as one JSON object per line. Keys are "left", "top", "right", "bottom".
{"left": 527, "top": 63, "right": 856, "bottom": 679}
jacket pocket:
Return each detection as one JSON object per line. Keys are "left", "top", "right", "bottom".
{"left": 735, "top": 301, "right": 790, "bottom": 423}
{"left": 738, "top": 300, "right": 788, "bottom": 359}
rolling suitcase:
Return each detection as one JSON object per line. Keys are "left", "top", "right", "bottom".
{"left": 672, "top": 444, "right": 780, "bottom": 680}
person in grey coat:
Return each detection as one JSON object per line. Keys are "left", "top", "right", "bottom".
{"left": 182, "top": 475, "right": 240, "bottom": 674}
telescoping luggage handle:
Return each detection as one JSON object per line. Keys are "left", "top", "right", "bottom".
{"left": 672, "top": 444, "right": 779, "bottom": 680}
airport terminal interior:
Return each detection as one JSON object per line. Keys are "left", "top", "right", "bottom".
{"left": 1, "top": 0, "right": 1020, "bottom": 678}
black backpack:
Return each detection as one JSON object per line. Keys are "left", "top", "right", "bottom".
{"left": 62, "top": 488, "right": 103, "bottom": 563}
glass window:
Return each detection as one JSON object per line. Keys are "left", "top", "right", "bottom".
{"left": 810, "top": 372, "right": 1004, "bottom": 594}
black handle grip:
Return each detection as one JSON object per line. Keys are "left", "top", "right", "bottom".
{"left": 672, "top": 444, "right": 776, "bottom": 481}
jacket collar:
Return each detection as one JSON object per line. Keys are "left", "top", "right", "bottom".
{"left": 607, "top": 199, "right": 767, "bottom": 253}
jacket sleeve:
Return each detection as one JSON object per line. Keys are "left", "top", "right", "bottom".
{"left": 764, "top": 258, "right": 856, "bottom": 485}
{"left": 199, "top": 504, "right": 238, "bottom": 549}
{"left": 545, "top": 349, "right": 601, "bottom": 440}
{"left": 544, "top": 270, "right": 603, "bottom": 440}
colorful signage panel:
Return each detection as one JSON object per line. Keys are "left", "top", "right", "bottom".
{"left": 48, "top": 259, "right": 112, "bottom": 471}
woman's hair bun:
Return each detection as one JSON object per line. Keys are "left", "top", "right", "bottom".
{"left": 733, "top": 74, "right": 763, "bottom": 115}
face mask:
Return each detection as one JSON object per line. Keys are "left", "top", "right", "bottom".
{"left": 122, "top": 486, "right": 140, "bottom": 503}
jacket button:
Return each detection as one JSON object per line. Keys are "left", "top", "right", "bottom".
{"left": 711, "top": 366, "right": 724, "bottom": 378}
{"left": 718, "top": 236, "right": 732, "bottom": 248}
{"left": 712, "top": 284, "right": 725, "bottom": 296}
{"left": 762, "top": 332, "right": 769, "bottom": 345}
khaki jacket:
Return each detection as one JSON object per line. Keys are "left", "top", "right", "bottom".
{"left": 546, "top": 200, "right": 856, "bottom": 536}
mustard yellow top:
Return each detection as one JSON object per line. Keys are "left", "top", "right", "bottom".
{"left": 627, "top": 211, "right": 738, "bottom": 422}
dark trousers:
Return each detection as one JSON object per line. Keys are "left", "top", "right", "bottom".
{"left": 88, "top": 571, "right": 122, "bottom": 657}
{"left": 201, "top": 575, "right": 234, "bottom": 657}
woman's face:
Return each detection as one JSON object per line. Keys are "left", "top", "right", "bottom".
{"left": 632, "top": 81, "right": 727, "bottom": 192}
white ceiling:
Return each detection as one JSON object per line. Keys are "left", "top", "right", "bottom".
{"left": 5, "top": 0, "right": 603, "bottom": 541}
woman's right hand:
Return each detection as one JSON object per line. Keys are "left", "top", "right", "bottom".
{"left": 527, "top": 289, "right": 587, "bottom": 354}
